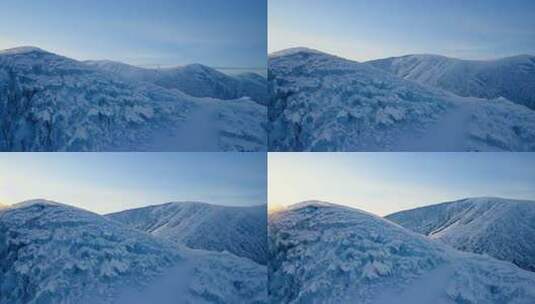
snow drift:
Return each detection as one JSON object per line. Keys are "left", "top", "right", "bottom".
{"left": 269, "top": 201, "right": 535, "bottom": 304}
{"left": 386, "top": 197, "right": 535, "bottom": 272}
{"left": 107, "top": 202, "right": 268, "bottom": 265}
{"left": 0, "top": 47, "right": 266, "bottom": 152}
{"left": 268, "top": 48, "right": 535, "bottom": 151}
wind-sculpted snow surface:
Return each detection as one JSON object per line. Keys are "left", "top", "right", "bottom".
{"left": 369, "top": 54, "right": 535, "bottom": 110}
{"left": 0, "top": 200, "right": 267, "bottom": 304}
{"left": 85, "top": 60, "right": 268, "bottom": 105}
{"left": 386, "top": 197, "right": 535, "bottom": 272}
{"left": 269, "top": 48, "right": 535, "bottom": 151}
{"left": 269, "top": 201, "right": 535, "bottom": 304}
{"left": 0, "top": 47, "right": 266, "bottom": 151}
{"left": 107, "top": 202, "right": 268, "bottom": 264}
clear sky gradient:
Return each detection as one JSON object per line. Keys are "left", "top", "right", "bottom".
{"left": 0, "top": 0, "right": 266, "bottom": 68}
{"left": 269, "top": 0, "right": 535, "bottom": 61}
{"left": 269, "top": 153, "right": 535, "bottom": 216}
{"left": 0, "top": 153, "right": 267, "bottom": 214}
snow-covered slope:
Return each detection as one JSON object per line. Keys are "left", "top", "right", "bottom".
{"left": 269, "top": 48, "right": 535, "bottom": 151}
{"left": 269, "top": 201, "right": 535, "bottom": 304}
{"left": 369, "top": 54, "right": 535, "bottom": 110}
{"left": 107, "top": 202, "right": 267, "bottom": 264}
{"left": 386, "top": 197, "right": 535, "bottom": 272}
{"left": 0, "top": 200, "right": 267, "bottom": 304}
{"left": 0, "top": 47, "right": 266, "bottom": 151}
{"left": 85, "top": 60, "right": 268, "bottom": 105}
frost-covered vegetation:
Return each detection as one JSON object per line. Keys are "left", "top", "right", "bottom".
{"left": 269, "top": 201, "right": 535, "bottom": 304}
{"left": 0, "top": 47, "right": 267, "bottom": 151}
{"left": 268, "top": 48, "right": 535, "bottom": 151}
{"left": 0, "top": 200, "right": 267, "bottom": 304}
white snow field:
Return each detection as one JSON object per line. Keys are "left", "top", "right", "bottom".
{"left": 0, "top": 47, "right": 267, "bottom": 151}
{"left": 268, "top": 48, "right": 535, "bottom": 151}
{"left": 369, "top": 54, "right": 535, "bottom": 111}
{"left": 386, "top": 197, "right": 535, "bottom": 272}
{"left": 0, "top": 200, "right": 267, "bottom": 304}
{"left": 107, "top": 202, "right": 267, "bottom": 265}
{"left": 269, "top": 201, "right": 535, "bottom": 304}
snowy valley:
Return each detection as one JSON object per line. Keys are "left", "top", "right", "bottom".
{"left": 269, "top": 199, "right": 535, "bottom": 303}
{"left": 0, "top": 47, "right": 267, "bottom": 152}
{"left": 0, "top": 200, "right": 267, "bottom": 304}
{"left": 268, "top": 48, "right": 535, "bottom": 151}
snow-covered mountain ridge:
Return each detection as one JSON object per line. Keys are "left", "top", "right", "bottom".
{"left": 107, "top": 202, "right": 267, "bottom": 265}
{"left": 269, "top": 48, "right": 535, "bottom": 151}
{"left": 269, "top": 200, "right": 535, "bottom": 303}
{"left": 0, "top": 200, "right": 267, "bottom": 304}
{"left": 369, "top": 54, "right": 535, "bottom": 110}
{"left": 85, "top": 60, "right": 268, "bottom": 105}
{"left": 0, "top": 46, "right": 266, "bottom": 151}
{"left": 386, "top": 197, "right": 535, "bottom": 272}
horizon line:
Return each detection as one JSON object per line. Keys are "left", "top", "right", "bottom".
{"left": 2, "top": 198, "right": 268, "bottom": 215}
{"left": 0, "top": 45, "right": 267, "bottom": 71}
{"left": 269, "top": 195, "right": 535, "bottom": 216}
{"left": 268, "top": 46, "right": 535, "bottom": 62}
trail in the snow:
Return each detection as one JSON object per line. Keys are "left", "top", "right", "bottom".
{"left": 145, "top": 105, "right": 219, "bottom": 151}
{"left": 374, "top": 263, "right": 455, "bottom": 304}
{"left": 395, "top": 98, "right": 478, "bottom": 151}
{"left": 114, "top": 258, "right": 194, "bottom": 304}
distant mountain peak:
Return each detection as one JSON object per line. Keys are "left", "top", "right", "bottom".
{"left": 386, "top": 197, "right": 535, "bottom": 272}
{"left": 12, "top": 198, "right": 63, "bottom": 208}
{"left": 106, "top": 201, "right": 268, "bottom": 264}
{"left": 287, "top": 200, "right": 338, "bottom": 210}
{"left": 368, "top": 53, "right": 535, "bottom": 111}
{"left": 269, "top": 47, "right": 328, "bottom": 58}
{"left": 0, "top": 46, "right": 48, "bottom": 55}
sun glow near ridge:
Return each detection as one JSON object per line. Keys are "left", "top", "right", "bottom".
{"left": 268, "top": 153, "right": 535, "bottom": 216}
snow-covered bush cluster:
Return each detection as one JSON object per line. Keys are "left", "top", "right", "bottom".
{"left": 0, "top": 47, "right": 267, "bottom": 151}
{"left": 269, "top": 201, "right": 446, "bottom": 303}
{"left": 269, "top": 49, "right": 449, "bottom": 151}
{"left": 269, "top": 200, "right": 535, "bottom": 303}
{"left": 0, "top": 200, "right": 181, "bottom": 303}
{"left": 268, "top": 48, "right": 535, "bottom": 151}
{"left": 466, "top": 98, "right": 535, "bottom": 151}
{"left": 0, "top": 200, "right": 268, "bottom": 304}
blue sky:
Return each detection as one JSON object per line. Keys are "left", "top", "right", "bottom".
{"left": 0, "top": 153, "right": 266, "bottom": 214}
{"left": 0, "top": 0, "right": 266, "bottom": 68}
{"left": 269, "top": 153, "right": 535, "bottom": 215}
{"left": 269, "top": 0, "right": 535, "bottom": 61}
